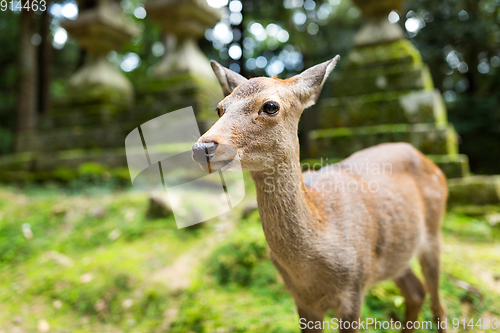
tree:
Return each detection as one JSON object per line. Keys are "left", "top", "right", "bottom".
{"left": 405, "top": 0, "right": 500, "bottom": 174}
{"left": 15, "top": 6, "right": 38, "bottom": 152}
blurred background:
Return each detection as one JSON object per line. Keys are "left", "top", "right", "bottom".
{"left": 0, "top": 0, "right": 500, "bottom": 332}
{"left": 1, "top": 0, "right": 500, "bottom": 173}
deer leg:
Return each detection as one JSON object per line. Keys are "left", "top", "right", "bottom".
{"left": 298, "top": 307, "right": 325, "bottom": 333}
{"left": 419, "top": 239, "right": 448, "bottom": 333}
{"left": 394, "top": 268, "right": 426, "bottom": 333}
{"left": 337, "top": 290, "right": 363, "bottom": 333}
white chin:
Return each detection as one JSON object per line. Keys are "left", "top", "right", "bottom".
{"left": 199, "top": 159, "right": 236, "bottom": 173}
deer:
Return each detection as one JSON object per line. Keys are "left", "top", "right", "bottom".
{"left": 191, "top": 55, "right": 449, "bottom": 333}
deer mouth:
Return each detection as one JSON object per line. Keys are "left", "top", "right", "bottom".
{"left": 197, "top": 159, "right": 236, "bottom": 173}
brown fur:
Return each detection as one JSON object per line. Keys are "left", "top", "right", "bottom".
{"left": 198, "top": 58, "right": 448, "bottom": 333}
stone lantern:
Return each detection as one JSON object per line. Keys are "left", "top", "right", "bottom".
{"left": 61, "top": 0, "right": 141, "bottom": 103}
{"left": 143, "top": 0, "right": 223, "bottom": 132}
{"left": 351, "top": 0, "right": 405, "bottom": 46}
{"left": 308, "top": 0, "right": 472, "bottom": 187}
{"left": 144, "top": 0, "right": 221, "bottom": 81}
{"left": 306, "top": 0, "right": 500, "bottom": 208}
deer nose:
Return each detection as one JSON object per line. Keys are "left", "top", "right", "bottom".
{"left": 192, "top": 141, "right": 218, "bottom": 163}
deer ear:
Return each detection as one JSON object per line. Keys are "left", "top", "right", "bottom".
{"left": 210, "top": 60, "right": 248, "bottom": 96}
{"left": 290, "top": 55, "right": 340, "bottom": 109}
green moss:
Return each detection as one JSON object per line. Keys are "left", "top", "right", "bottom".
{"left": 427, "top": 154, "right": 470, "bottom": 179}
{"left": 332, "top": 63, "right": 431, "bottom": 97}
{"left": 319, "top": 89, "right": 445, "bottom": 128}
{"left": 344, "top": 39, "right": 423, "bottom": 70}
{"left": 443, "top": 213, "right": 498, "bottom": 242}
{"left": 311, "top": 123, "right": 411, "bottom": 139}
{"left": 448, "top": 176, "right": 500, "bottom": 206}
{"left": 52, "top": 167, "right": 78, "bottom": 182}
{"left": 433, "top": 92, "right": 448, "bottom": 125}
{"left": 110, "top": 167, "right": 132, "bottom": 183}
{"left": 309, "top": 123, "right": 457, "bottom": 159}
{"left": 421, "top": 65, "right": 435, "bottom": 90}
{"left": 206, "top": 223, "right": 271, "bottom": 287}
{"left": 0, "top": 164, "right": 132, "bottom": 186}
{"left": 0, "top": 152, "right": 34, "bottom": 171}
{"left": 449, "top": 204, "right": 500, "bottom": 216}
{"left": 78, "top": 162, "right": 107, "bottom": 175}
{"left": 446, "top": 124, "right": 459, "bottom": 156}
{"left": 137, "top": 73, "right": 201, "bottom": 95}
{"left": 53, "top": 85, "right": 131, "bottom": 113}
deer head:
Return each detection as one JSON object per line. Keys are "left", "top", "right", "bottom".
{"left": 192, "top": 56, "right": 340, "bottom": 172}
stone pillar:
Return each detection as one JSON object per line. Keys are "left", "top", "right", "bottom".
{"left": 61, "top": 0, "right": 141, "bottom": 104}
{"left": 307, "top": 0, "right": 470, "bottom": 181}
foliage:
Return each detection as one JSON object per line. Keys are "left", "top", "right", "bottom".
{"left": 404, "top": 0, "right": 500, "bottom": 173}
{"left": 206, "top": 222, "right": 270, "bottom": 286}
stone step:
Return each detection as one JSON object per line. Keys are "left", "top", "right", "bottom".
{"left": 318, "top": 89, "right": 447, "bottom": 128}
{"left": 331, "top": 63, "right": 434, "bottom": 97}
{"left": 16, "top": 118, "right": 215, "bottom": 153}
{"left": 308, "top": 123, "right": 458, "bottom": 159}
{"left": 0, "top": 149, "right": 128, "bottom": 173}
{"left": 448, "top": 175, "right": 500, "bottom": 206}
{"left": 301, "top": 154, "right": 470, "bottom": 180}
{"left": 0, "top": 145, "right": 199, "bottom": 184}
{"left": 427, "top": 154, "right": 470, "bottom": 179}
{"left": 43, "top": 102, "right": 182, "bottom": 130}
{"left": 0, "top": 140, "right": 194, "bottom": 172}
{"left": 15, "top": 124, "right": 138, "bottom": 153}
{"left": 343, "top": 39, "right": 423, "bottom": 70}
{"left": 43, "top": 77, "right": 219, "bottom": 130}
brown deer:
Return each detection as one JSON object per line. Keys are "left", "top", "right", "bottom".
{"left": 192, "top": 56, "right": 448, "bottom": 333}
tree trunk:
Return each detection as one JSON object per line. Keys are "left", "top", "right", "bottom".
{"left": 15, "top": 7, "right": 38, "bottom": 152}
{"left": 38, "top": 4, "right": 52, "bottom": 116}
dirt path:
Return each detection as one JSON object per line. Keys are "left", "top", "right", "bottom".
{"left": 151, "top": 206, "right": 241, "bottom": 290}
{"left": 150, "top": 207, "right": 246, "bottom": 332}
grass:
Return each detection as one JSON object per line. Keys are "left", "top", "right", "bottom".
{"left": 0, "top": 183, "right": 499, "bottom": 332}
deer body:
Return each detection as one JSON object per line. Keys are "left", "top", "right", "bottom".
{"left": 252, "top": 143, "right": 446, "bottom": 325}
{"left": 193, "top": 56, "right": 448, "bottom": 332}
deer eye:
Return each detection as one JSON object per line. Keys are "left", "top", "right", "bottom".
{"left": 262, "top": 101, "right": 280, "bottom": 115}
{"left": 216, "top": 106, "right": 222, "bottom": 117}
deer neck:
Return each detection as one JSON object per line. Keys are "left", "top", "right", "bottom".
{"left": 250, "top": 152, "right": 323, "bottom": 263}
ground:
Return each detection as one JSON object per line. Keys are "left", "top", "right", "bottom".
{"left": 0, "top": 178, "right": 499, "bottom": 333}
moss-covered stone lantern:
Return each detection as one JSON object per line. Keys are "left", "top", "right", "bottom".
{"left": 61, "top": 0, "right": 141, "bottom": 104}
